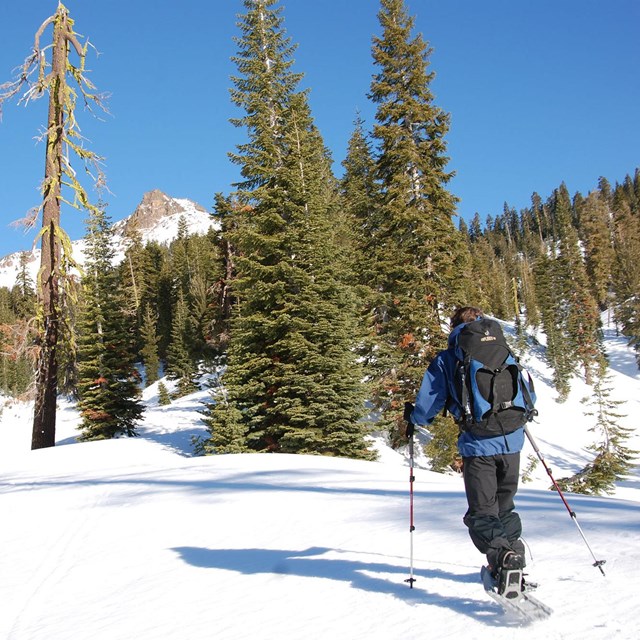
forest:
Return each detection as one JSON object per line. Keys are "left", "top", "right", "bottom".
{"left": 0, "top": 1, "right": 637, "bottom": 494}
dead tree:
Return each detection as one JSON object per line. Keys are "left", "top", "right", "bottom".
{"left": 1, "top": 2, "right": 107, "bottom": 448}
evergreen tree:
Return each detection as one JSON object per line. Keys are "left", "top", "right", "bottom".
{"left": 518, "top": 255, "right": 540, "bottom": 330}
{"left": 610, "top": 181, "right": 640, "bottom": 367}
{"left": 12, "top": 253, "right": 37, "bottom": 319}
{"left": 467, "top": 231, "right": 511, "bottom": 319}
{"left": 365, "top": 0, "right": 469, "bottom": 440}
{"left": 558, "top": 361, "right": 636, "bottom": 495}
{"left": 0, "top": 286, "right": 36, "bottom": 398}
{"left": 203, "top": 0, "right": 371, "bottom": 458}
{"left": 153, "top": 249, "right": 175, "bottom": 358}
{"left": 578, "top": 190, "right": 615, "bottom": 312}
{"left": 553, "top": 185, "right": 603, "bottom": 385}
{"left": 0, "top": 255, "right": 37, "bottom": 397}
{"left": 209, "top": 194, "right": 238, "bottom": 354}
{"left": 76, "top": 204, "right": 143, "bottom": 441}
{"left": 598, "top": 176, "right": 613, "bottom": 208}
{"left": 140, "top": 305, "right": 161, "bottom": 386}
{"left": 339, "top": 114, "right": 385, "bottom": 396}
{"left": 534, "top": 251, "right": 572, "bottom": 400}
{"left": 340, "top": 113, "right": 379, "bottom": 289}
{"left": 171, "top": 216, "right": 192, "bottom": 296}
{"left": 158, "top": 381, "right": 172, "bottom": 406}
{"left": 165, "top": 292, "right": 199, "bottom": 397}
{"left": 172, "top": 231, "right": 221, "bottom": 363}
{"left": 119, "top": 227, "right": 145, "bottom": 327}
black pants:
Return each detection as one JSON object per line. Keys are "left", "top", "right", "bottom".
{"left": 462, "top": 453, "right": 522, "bottom": 564}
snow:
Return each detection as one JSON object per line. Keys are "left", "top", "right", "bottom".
{"left": 1, "top": 318, "right": 639, "bottom": 639}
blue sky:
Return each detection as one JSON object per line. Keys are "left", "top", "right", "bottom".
{"left": 0, "top": 0, "right": 638, "bottom": 258}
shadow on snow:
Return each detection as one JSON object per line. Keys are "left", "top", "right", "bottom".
{"left": 171, "top": 545, "right": 523, "bottom": 627}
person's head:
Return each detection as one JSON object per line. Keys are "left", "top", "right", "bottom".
{"left": 450, "top": 306, "right": 484, "bottom": 328}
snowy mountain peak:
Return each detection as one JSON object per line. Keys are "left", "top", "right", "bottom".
{"left": 0, "top": 191, "right": 219, "bottom": 289}
{"left": 116, "top": 189, "right": 212, "bottom": 238}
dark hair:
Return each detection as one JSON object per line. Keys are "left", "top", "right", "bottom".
{"left": 450, "top": 306, "right": 484, "bottom": 328}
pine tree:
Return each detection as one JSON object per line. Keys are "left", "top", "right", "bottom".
{"left": 339, "top": 115, "right": 384, "bottom": 394}
{"left": 149, "top": 245, "right": 174, "bottom": 358}
{"left": 610, "top": 180, "right": 640, "bottom": 367}
{"left": 203, "top": 0, "right": 371, "bottom": 458}
{"left": 553, "top": 185, "right": 603, "bottom": 385}
{"left": 515, "top": 252, "right": 540, "bottom": 331}
{"left": 577, "top": 190, "right": 615, "bottom": 311}
{"left": 558, "top": 361, "right": 636, "bottom": 495}
{"left": 76, "top": 204, "right": 143, "bottom": 441}
{"left": 365, "top": 0, "right": 468, "bottom": 440}
{"left": 157, "top": 381, "right": 172, "bottom": 406}
{"left": 165, "top": 292, "right": 198, "bottom": 398}
{"left": 209, "top": 194, "right": 238, "bottom": 354}
{"left": 140, "top": 305, "right": 161, "bottom": 386}
{"left": 0, "top": 286, "right": 36, "bottom": 398}
{"left": 12, "top": 253, "right": 37, "bottom": 319}
{"left": 534, "top": 251, "right": 572, "bottom": 400}
{"left": 174, "top": 231, "right": 221, "bottom": 363}
{"left": 0, "top": 255, "right": 38, "bottom": 397}
{"left": 119, "top": 227, "right": 145, "bottom": 330}
{"left": 340, "top": 113, "right": 379, "bottom": 289}
{"left": 468, "top": 230, "right": 511, "bottom": 319}
{"left": 171, "top": 216, "right": 192, "bottom": 296}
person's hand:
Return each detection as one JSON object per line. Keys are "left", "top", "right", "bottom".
{"left": 404, "top": 402, "right": 415, "bottom": 438}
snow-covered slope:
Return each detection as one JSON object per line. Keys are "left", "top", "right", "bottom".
{"left": 1, "top": 320, "right": 639, "bottom": 639}
{"left": 0, "top": 190, "right": 218, "bottom": 289}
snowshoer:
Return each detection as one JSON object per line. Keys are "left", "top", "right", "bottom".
{"left": 409, "top": 306, "right": 530, "bottom": 591}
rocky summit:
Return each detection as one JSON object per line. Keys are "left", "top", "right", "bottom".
{"left": 0, "top": 190, "right": 218, "bottom": 289}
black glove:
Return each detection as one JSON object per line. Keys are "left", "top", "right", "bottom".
{"left": 404, "top": 401, "right": 414, "bottom": 422}
{"left": 404, "top": 401, "right": 415, "bottom": 438}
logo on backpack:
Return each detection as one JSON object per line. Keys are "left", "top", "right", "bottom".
{"left": 453, "top": 318, "right": 537, "bottom": 438}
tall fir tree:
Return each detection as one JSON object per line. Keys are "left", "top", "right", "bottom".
{"left": 140, "top": 305, "right": 161, "bottom": 386}
{"left": 203, "top": 0, "right": 371, "bottom": 458}
{"left": 558, "top": 361, "right": 636, "bottom": 495}
{"left": 534, "top": 251, "right": 573, "bottom": 400}
{"left": 517, "top": 255, "right": 540, "bottom": 330}
{"left": 610, "top": 179, "right": 640, "bottom": 367}
{"left": 467, "top": 229, "right": 512, "bottom": 320}
{"left": 577, "top": 190, "right": 615, "bottom": 312}
{"left": 0, "top": 284, "right": 36, "bottom": 398}
{"left": 340, "top": 113, "right": 379, "bottom": 290}
{"left": 365, "top": 0, "right": 469, "bottom": 439}
{"left": 119, "top": 227, "right": 145, "bottom": 332}
{"left": 13, "top": 253, "right": 37, "bottom": 319}
{"left": 165, "top": 292, "right": 199, "bottom": 398}
{"left": 76, "top": 205, "right": 143, "bottom": 441}
{"left": 553, "top": 184, "right": 603, "bottom": 385}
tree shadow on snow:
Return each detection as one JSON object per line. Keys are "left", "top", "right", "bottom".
{"left": 171, "top": 545, "right": 523, "bottom": 627}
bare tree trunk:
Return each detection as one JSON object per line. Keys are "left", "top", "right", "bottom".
{"left": 31, "top": 9, "right": 67, "bottom": 450}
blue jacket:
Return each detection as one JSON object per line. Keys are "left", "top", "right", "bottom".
{"left": 410, "top": 323, "right": 525, "bottom": 458}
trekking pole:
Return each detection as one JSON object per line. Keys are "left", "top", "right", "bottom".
{"left": 524, "top": 424, "right": 606, "bottom": 576}
{"left": 404, "top": 402, "right": 417, "bottom": 588}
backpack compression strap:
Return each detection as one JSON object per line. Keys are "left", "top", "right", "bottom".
{"left": 458, "top": 356, "right": 473, "bottom": 429}
{"left": 518, "top": 368, "right": 538, "bottom": 421}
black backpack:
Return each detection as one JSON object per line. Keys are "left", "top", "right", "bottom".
{"left": 452, "top": 318, "right": 537, "bottom": 438}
